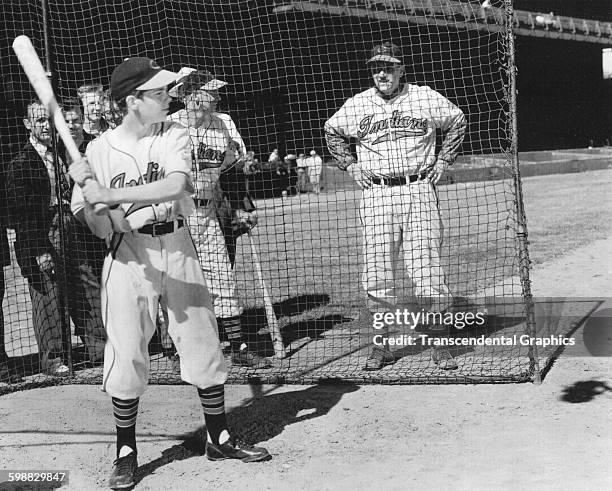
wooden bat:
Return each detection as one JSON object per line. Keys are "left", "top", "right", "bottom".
{"left": 12, "top": 35, "right": 108, "bottom": 215}
{"left": 248, "top": 230, "right": 286, "bottom": 359}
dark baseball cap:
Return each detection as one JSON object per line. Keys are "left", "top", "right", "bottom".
{"left": 110, "top": 57, "right": 178, "bottom": 100}
{"left": 366, "top": 42, "right": 403, "bottom": 65}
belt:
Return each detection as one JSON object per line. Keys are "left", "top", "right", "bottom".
{"left": 371, "top": 172, "right": 427, "bottom": 186}
{"left": 137, "top": 218, "right": 185, "bottom": 237}
{"left": 193, "top": 198, "right": 210, "bottom": 207}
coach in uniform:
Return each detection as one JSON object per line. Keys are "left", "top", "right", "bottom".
{"left": 325, "top": 42, "right": 466, "bottom": 370}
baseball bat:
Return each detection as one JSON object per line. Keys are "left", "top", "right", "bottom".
{"left": 248, "top": 230, "right": 286, "bottom": 359}
{"left": 12, "top": 35, "right": 108, "bottom": 215}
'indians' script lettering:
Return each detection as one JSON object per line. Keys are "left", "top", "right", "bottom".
{"left": 357, "top": 111, "right": 428, "bottom": 141}
{"left": 110, "top": 162, "right": 165, "bottom": 188}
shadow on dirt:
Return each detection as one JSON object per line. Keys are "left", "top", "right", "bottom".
{"left": 559, "top": 379, "right": 612, "bottom": 403}
{"left": 134, "top": 380, "right": 359, "bottom": 485}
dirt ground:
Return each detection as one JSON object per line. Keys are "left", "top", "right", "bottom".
{"left": 0, "top": 235, "right": 611, "bottom": 490}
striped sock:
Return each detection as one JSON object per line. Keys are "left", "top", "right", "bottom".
{"left": 219, "top": 316, "right": 244, "bottom": 352}
{"left": 197, "top": 385, "right": 229, "bottom": 445}
{"left": 112, "top": 397, "right": 139, "bottom": 457}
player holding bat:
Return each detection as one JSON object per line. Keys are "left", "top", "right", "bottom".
{"left": 69, "top": 57, "right": 270, "bottom": 488}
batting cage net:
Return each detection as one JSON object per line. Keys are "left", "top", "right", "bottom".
{"left": 0, "top": 0, "right": 554, "bottom": 394}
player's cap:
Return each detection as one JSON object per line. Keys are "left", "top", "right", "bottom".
{"left": 366, "top": 42, "right": 403, "bottom": 65}
{"left": 310, "top": 149, "right": 317, "bottom": 155}
{"left": 111, "top": 57, "right": 178, "bottom": 100}
{"left": 176, "top": 66, "right": 197, "bottom": 78}
{"left": 202, "top": 78, "right": 228, "bottom": 91}
{"left": 168, "top": 67, "right": 197, "bottom": 97}
{"left": 169, "top": 69, "right": 228, "bottom": 98}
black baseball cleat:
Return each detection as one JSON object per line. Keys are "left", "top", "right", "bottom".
{"left": 364, "top": 346, "right": 395, "bottom": 371}
{"left": 206, "top": 438, "right": 271, "bottom": 462}
{"left": 231, "top": 350, "right": 272, "bottom": 369}
{"left": 108, "top": 452, "right": 138, "bottom": 489}
{"left": 432, "top": 347, "right": 459, "bottom": 370}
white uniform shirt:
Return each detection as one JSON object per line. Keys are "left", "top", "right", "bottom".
{"left": 71, "top": 121, "right": 195, "bottom": 230}
{"left": 325, "top": 84, "right": 466, "bottom": 177}
{"left": 169, "top": 110, "right": 247, "bottom": 155}
{"left": 168, "top": 110, "right": 237, "bottom": 200}
{"left": 215, "top": 112, "right": 247, "bottom": 155}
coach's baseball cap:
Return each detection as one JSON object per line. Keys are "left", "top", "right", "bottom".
{"left": 111, "top": 57, "right": 178, "bottom": 100}
{"left": 168, "top": 69, "right": 228, "bottom": 98}
{"left": 366, "top": 42, "right": 403, "bottom": 65}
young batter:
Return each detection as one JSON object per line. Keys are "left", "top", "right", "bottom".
{"left": 70, "top": 57, "right": 269, "bottom": 489}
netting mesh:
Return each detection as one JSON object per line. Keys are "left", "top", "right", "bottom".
{"left": 1, "top": 0, "right": 541, "bottom": 393}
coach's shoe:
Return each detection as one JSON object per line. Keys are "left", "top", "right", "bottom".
{"left": 432, "top": 347, "right": 458, "bottom": 370}
{"left": 232, "top": 349, "right": 272, "bottom": 369}
{"left": 364, "top": 346, "right": 395, "bottom": 371}
{"left": 206, "top": 437, "right": 271, "bottom": 462}
{"left": 109, "top": 452, "right": 138, "bottom": 489}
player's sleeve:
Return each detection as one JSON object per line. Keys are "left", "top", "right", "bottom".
{"left": 70, "top": 181, "right": 85, "bottom": 218}
{"left": 324, "top": 100, "right": 358, "bottom": 170}
{"left": 70, "top": 140, "right": 114, "bottom": 238}
{"left": 216, "top": 118, "right": 254, "bottom": 211}
{"left": 164, "top": 123, "right": 195, "bottom": 194}
{"left": 426, "top": 88, "right": 467, "bottom": 165}
{"left": 222, "top": 115, "right": 247, "bottom": 155}
{"left": 70, "top": 141, "right": 93, "bottom": 217}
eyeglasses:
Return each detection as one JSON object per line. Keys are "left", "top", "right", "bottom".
{"left": 370, "top": 64, "right": 402, "bottom": 74}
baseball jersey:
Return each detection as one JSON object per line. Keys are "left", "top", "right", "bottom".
{"left": 168, "top": 111, "right": 238, "bottom": 201}
{"left": 71, "top": 121, "right": 195, "bottom": 231}
{"left": 169, "top": 110, "right": 247, "bottom": 155}
{"left": 324, "top": 84, "right": 466, "bottom": 176}
{"left": 214, "top": 112, "right": 247, "bottom": 155}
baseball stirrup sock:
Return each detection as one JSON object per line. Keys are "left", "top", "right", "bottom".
{"left": 219, "top": 316, "right": 244, "bottom": 351}
{"left": 112, "top": 397, "right": 139, "bottom": 457}
{"left": 197, "top": 385, "right": 229, "bottom": 445}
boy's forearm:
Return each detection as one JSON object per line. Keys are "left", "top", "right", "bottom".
{"left": 83, "top": 205, "right": 112, "bottom": 239}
